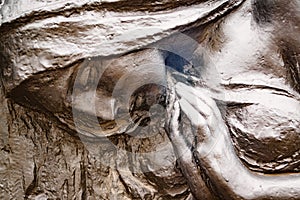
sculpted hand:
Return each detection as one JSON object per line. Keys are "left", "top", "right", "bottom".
{"left": 167, "top": 81, "right": 230, "bottom": 199}
{"left": 166, "top": 81, "right": 223, "bottom": 200}
{"left": 170, "top": 82, "right": 300, "bottom": 200}
{"left": 174, "top": 82, "right": 228, "bottom": 159}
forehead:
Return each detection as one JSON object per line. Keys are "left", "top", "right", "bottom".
{"left": 0, "top": 0, "right": 244, "bottom": 92}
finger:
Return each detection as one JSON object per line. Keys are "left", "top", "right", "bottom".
{"left": 168, "top": 99, "right": 193, "bottom": 158}
{"left": 178, "top": 98, "right": 218, "bottom": 160}
{"left": 176, "top": 82, "right": 222, "bottom": 119}
{"left": 179, "top": 98, "right": 211, "bottom": 139}
{"left": 166, "top": 85, "right": 176, "bottom": 122}
{"left": 176, "top": 82, "right": 215, "bottom": 107}
{"left": 177, "top": 83, "right": 222, "bottom": 139}
{"left": 175, "top": 83, "right": 211, "bottom": 117}
{"left": 196, "top": 87, "right": 223, "bottom": 118}
{"left": 169, "top": 99, "right": 181, "bottom": 138}
{"left": 169, "top": 100, "right": 215, "bottom": 200}
{"left": 176, "top": 83, "right": 218, "bottom": 137}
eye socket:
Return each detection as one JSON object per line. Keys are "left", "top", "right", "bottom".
{"left": 129, "top": 83, "right": 167, "bottom": 127}
{"left": 70, "top": 49, "right": 170, "bottom": 137}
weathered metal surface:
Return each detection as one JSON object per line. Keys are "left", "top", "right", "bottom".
{"left": 0, "top": 0, "right": 299, "bottom": 199}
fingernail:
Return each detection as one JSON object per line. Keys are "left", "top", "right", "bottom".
{"left": 175, "top": 84, "right": 187, "bottom": 97}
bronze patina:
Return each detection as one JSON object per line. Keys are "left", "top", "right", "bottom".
{"left": 0, "top": 0, "right": 299, "bottom": 199}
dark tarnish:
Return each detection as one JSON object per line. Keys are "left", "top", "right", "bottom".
{"left": 1, "top": 0, "right": 300, "bottom": 199}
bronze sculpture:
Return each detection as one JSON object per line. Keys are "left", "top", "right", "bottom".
{"left": 0, "top": 0, "right": 299, "bottom": 199}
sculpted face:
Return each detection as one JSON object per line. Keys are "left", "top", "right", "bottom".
{"left": 8, "top": 49, "right": 167, "bottom": 136}
{"left": 0, "top": 0, "right": 300, "bottom": 199}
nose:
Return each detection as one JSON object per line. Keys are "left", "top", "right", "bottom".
{"left": 95, "top": 93, "right": 116, "bottom": 121}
